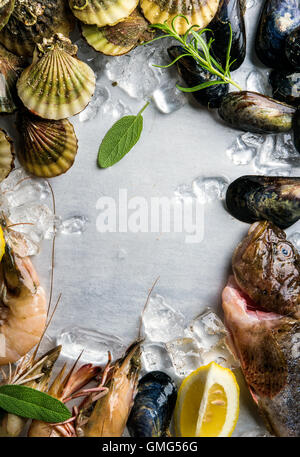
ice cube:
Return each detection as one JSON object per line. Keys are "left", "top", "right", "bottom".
{"left": 192, "top": 177, "right": 229, "bottom": 204}
{"left": 253, "top": 134, "right": 298, "bottom": 176}
{"left": 152, "top": 82, "right": 187, "bottom": 114}
{"left": 174, "top": 183, "right": 196, "bottom": 202}
{"left": 186, "top": 309, "right": 226, "bottom": 350}
{"left": 0, "top": 170, "right": 50, "bottom": 208}
{"left": 246, "top": 70, "right": 271, "bottom": 96}
{"left": 201, "top": 339, "right": 239, "bottom": 369}
{"left": 142, "top": 294, "right": 185, "bottom": 343}
{"left": 289, "top": 232, "right": 300, "bottom": 250}
{"left": 141, "top": 342, "right": 172, "bottom": 372}
{"left": 8, "top": 203, "right": 55, "bottom": 243}
{"left": 226, "top": 135, "right": 257, "bottom": 165}
{"left": 79, "top": 85, "right": 110, "bottom": 122}
{"left": 166, "top": 337, "right": 203, "bottom": 377}
{"left": 57, "top": 327, "right": 125, "bottom": 365}
{"left": 102, "top": 99, "right": 132, "bottom": 120}
{"left": 60, "top": 216, "right": 89, "bottom": 235}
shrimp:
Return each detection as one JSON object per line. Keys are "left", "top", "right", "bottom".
{"left": 0, "top": 345, "right": 61, "bottom": 437}
{"left": 0, "top": 217, "right": 47, "bottom": 365}
{"left": 76, "top": 340, "right": 141, "bottom": 437}
{"left": 28, "top": 361, "right": 100, "bottom": 437}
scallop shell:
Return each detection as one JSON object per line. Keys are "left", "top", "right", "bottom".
{"left": 140, "top": 0, "right": 220, "bottom": 34}
{"left": 81, "top": 9, "right": 154, "bottom": 56}
{"left": 0, "top": 43, "right": 25, "bottom": 113}
{"left": 17, "top": 112, "right": 78, "bottom": 178}
{"left": 17, "top": 35, "right": 96, "bottom": 120}
{"left": 0, "top": 128, "right": 14, "bottom": 182}
{"left": 0, "top": 0, "right": 75, "bottom": 57}
{"left": 69, "top": 0, "right": 139, "bottom": 27}
{"left": 0, "top": 0, "right": 14, "bottom": 31}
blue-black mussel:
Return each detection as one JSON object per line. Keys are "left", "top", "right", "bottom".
{"left": 208, "top": 0, "right": 246, "bottom": 71}
{"left": 269, "top": 71, "right": 300, "bottom": 106}
{"left": 226, "top": 175, "right": 300, "bottom": 229}
{"left": 218, "top": 91, "right": 296, "bottom": 133}
{"left": 127, "top": 371, "right": 177, "bottom": 437}
{"left": 168, "top": 46, "right": 229, "bottom": 109}
{"left": 255, "top": 0, "right": 300, "bottom": 70}
{"left": 286, "top": 26, "right": 300, "bottom": 71}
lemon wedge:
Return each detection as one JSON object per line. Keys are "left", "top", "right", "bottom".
{"left": 175, "top": 362, "right": 239, "bottom": 437}
{"left": 0, "top": 226, "right": 5, "bottom": 262}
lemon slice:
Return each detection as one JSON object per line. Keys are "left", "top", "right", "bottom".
{"left": 175, "top": 362, "right": 239, "bottom": 437}
{"left": 0, "top": 226, "right": 5, "bottom": 262}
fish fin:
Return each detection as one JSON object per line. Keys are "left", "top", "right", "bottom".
{"left": 239, "top": 329, "right": 287, "bottom": 398}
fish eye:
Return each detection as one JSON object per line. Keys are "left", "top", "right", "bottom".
{"left": 277, "top": 242, "right": 293, "bottom": 259}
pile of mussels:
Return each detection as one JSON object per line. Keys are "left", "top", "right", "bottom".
{"left": 0, "top": 0, "right": 299, "bottom": 229}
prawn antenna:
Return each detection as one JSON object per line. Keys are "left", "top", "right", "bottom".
{"left": 46, "top": 179, "right": 57, "bottom": 318}
{"left": 138, "top": 277, "right": 160, "bottom": 339}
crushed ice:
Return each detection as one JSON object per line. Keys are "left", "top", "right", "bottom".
{"left": 175, "top": 177, "right": 229, "bottom": 204}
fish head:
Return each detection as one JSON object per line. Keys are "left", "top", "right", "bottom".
{"left": 232, "top": 221, "right": 300, "bottom": 318}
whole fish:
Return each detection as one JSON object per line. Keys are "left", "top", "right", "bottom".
{"left": 222, "top": 221, "right": 300, "bottom": 437}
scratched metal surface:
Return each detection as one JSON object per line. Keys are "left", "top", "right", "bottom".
{"left": 2, "top": 1, "right": 299, "bottom": 436}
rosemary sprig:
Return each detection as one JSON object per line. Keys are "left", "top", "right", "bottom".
{"left": 146, "top": 15, "right": 242, "bottom": 93}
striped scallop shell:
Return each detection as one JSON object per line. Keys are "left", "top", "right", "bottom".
{"left": 0, "top": 44, "right": 25, "bottom": 113}
{"left": 17, "top": 37, "right": 96, "bottom": 120}
{"left": 0, "top": 0, "right": 74, "bottom": 57}
{"left": 140, "top": 0, "right": 220, "bottom": 34}
{"left": 0, "top": 0, "right": 14, "bottom": 31}
{"left": 0, "top": 128, "right": 14, "bottom": 182}
{"left": 17, "top": 112, "right": 78, "bottom": 178}
{"left": 81, "top": 9, "right": 153, "bottom": 56}
{"left": 69, "top": 0, "right": 139, "bottom": 27}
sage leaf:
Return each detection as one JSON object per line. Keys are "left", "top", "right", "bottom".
{"left": 0, "top": 385, "right": 71, "bottom": 423}
{"left": 98, "top": 102, "right": 149, "bottom": 168}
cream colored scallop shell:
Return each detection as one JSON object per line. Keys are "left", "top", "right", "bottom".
{"left": 140, "top": 0, "right": 220, "bottom": 34}
{"left": 0, "top": 128, "right": 14, "bottom": 182}
{"left": 69, "top": 0, "right": 139, "bottom": 27}
{"left": 17, "top": 36, "right": 96, "bottom": 120}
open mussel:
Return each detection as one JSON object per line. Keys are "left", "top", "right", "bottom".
{"left": 16, "top": 111, "right": 78, "bottom": 178}
{"left": 168, "top": 46, "right": 229, "bottom": 108}
{"left": 0, "top": 0, "right": 14, "bottom": 31}
{"left": 0, "top": 44, "right": 25, "bottom": 113}
{"left": 17, "top": 34, "right": 96, "bottom": 120}
{"left": 269, "top": 71, "right": 300, "bottom": 106}
{"left": 0, "top": 128, "right": 14, "bottom": 182}
{"left": 255, "top": 0, "right": 300, "bottom": 70}
{"left": 140, "top": 0, "right": 220, "bottom": 35}
{"left": 218, "top": 91, "right": 296, "bottom": 133}
{"left": 208, "top": 0, "right": 246, "bottom": 71}
{"left": 0, "top": 0, "right": 74, "bottom": 57}
{"left": 81, "top": 9, "right": 153, "bottom": 56}
{"left": 226, "top": 175, "right": 300, "bottom": 229}
{"left": 286, "top": 26, "right": 300, "bottom": 71}
{"left": 127, "top": 371, "right": 177, "bottom": 437}
{"left": 69, "top": 0, "right": 139, "bottom": 27}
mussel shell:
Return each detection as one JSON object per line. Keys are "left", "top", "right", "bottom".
{"left": 127, "top": 371, "right": 177, "bottom": 437}
{"left": 269, "top": 71, "right": 300, "bottom": 106}
{"left": 0, "top": 0, "right": 14, "bottom": 31}
{"left": 81, "top": 9, "right": 153, "bottom": 56}
{"left": 168, "top": 46, "right": 229, "bottom": 108}
{"left": 0, "top": 128, "right": 14, "bottom": 182}
{"left": 226, "top": 175, "right": 300, "bottom": 229}
{"left": 0, "top": 0, "right": 74, "bottom": 57}
{"left": 286, "top": 26, "right": 300, "bottom": 71}
{"left": 140, "top": 0, "right": 220, "bottom": 35}
{"left": 218, "top": 91, "right": 296, "bottom": 133}
{"left": 255, "top": 0, "right": 300, "bottom": 70}
{"left": 69, "top": 0, "right": 139, "bottom": 27}
{"left": 17, "top": 36, "right": 96, "bottom": 120}
{"left": 208, "top": 0, "right": 246, "bottom": 71}
{"left": 0, "top": 43, "right": 25, "bottom": 113}
{"left": 16, "top": 112, "right": 78, "bottom": 178}
{"left": 293, "top": 108, "right": 300, "bottom": 153}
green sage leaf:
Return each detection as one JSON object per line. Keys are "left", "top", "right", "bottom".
{"left": 98, "top": 102, "right": 149, "bottom": 168}
{"left": 0, "top": 385, "right": 71, "bottom": 423}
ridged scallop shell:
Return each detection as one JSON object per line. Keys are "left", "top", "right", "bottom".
{"left": 0, "top": 43, "right": 25, "bottom": 113}
{"left": 0, "top": 128, "right": 14, "bottom": 181}
{"left": 140, "top": 0, "right": 220, "bottom": 34}
{"left": 0, "top": 0, "right": 14, "bottom": 31}
{"left": 0, "top": 0, "right": 75, "bottom": 57}
{"left": 17, "top": 112, "right": 78, "bottom": 178}
{"left": 81, "top": 9, "right": 154, "bottom": 56}
{"left": 69, "top": 0, "right": 139, "bottom": 27}
{"left": 17, "top": 35, "right": 96, "bottom": 120}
